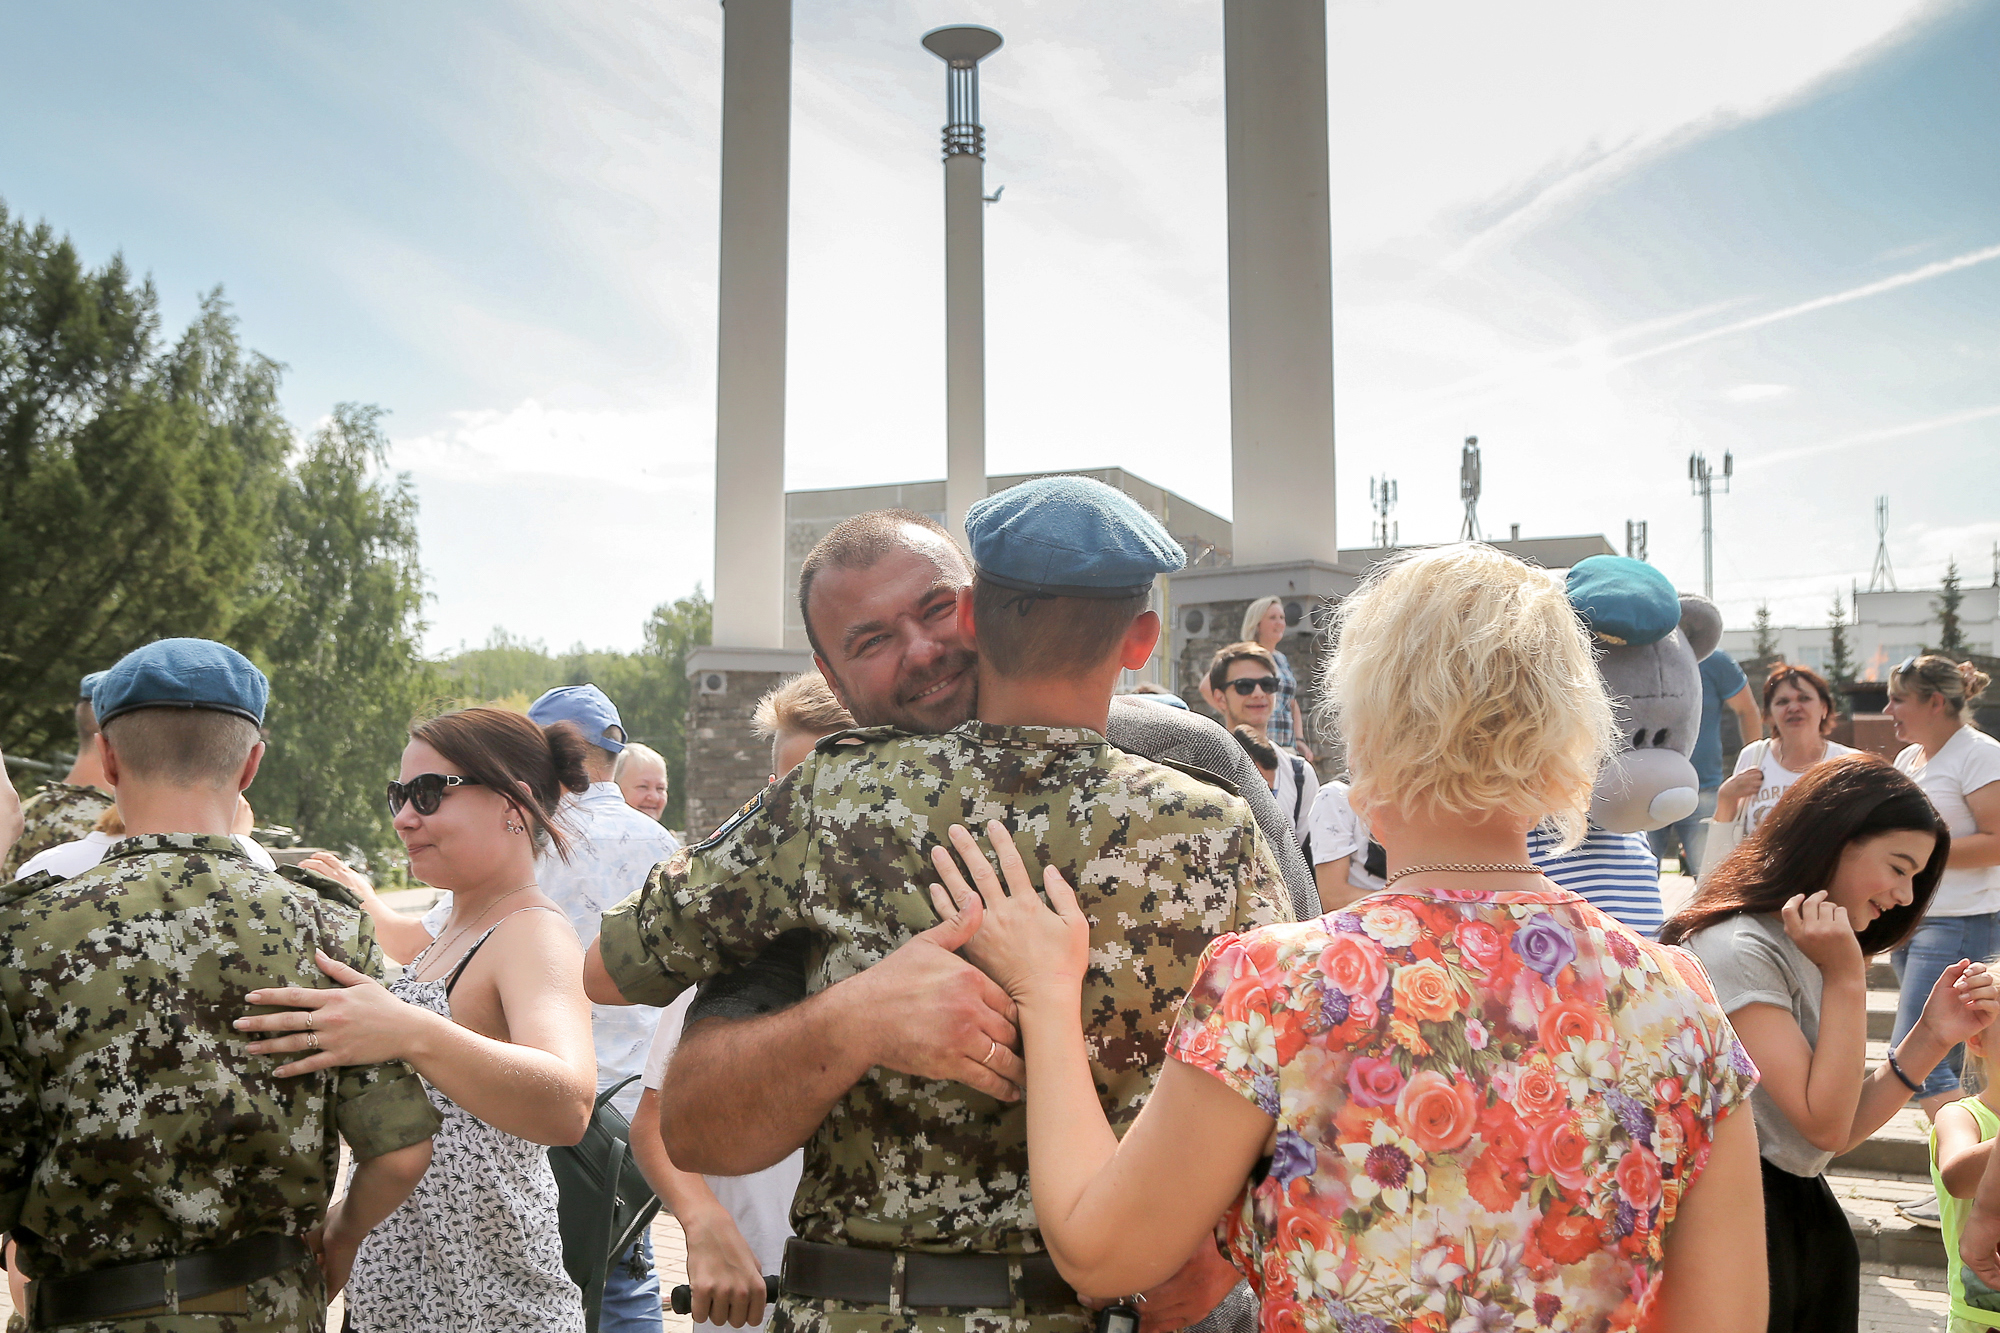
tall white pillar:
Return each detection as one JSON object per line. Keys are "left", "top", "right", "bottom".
{"left": 711, "top": 0, "right": 791, "bottom": 649}
{"left": 1223, "top": 0, "right": 1338, "bottom": 566}
{"left": 923, "top": 26, "right": 1003, "bottom": 543}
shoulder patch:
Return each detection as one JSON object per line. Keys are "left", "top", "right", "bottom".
{"left": 813, "top": 724, "right": 910, "bottom": 753}
{"left": 691, "top": 789, "right": 766, "bottom": 853}
{"left": 0, "top": 870, "right": 64, "bottom": 908}
{"left": 278, "top": 862, "right": 363, "bottom": 909}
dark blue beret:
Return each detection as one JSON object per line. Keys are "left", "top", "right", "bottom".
{"left": 966, "top": 475, "right": 1185, "bottom": 598}
{"left": 1566, "top": 556, "right": 1680, "bottom": 647}
{"left": 94, "top": 638, "right": 269, "bottom": 727}
{"left": 79, "top": 671, "right": 106, "bottom": 701}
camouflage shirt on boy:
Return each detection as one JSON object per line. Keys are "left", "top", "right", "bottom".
{"left": 2, "top": 781, "right": 114, "bottom": 880}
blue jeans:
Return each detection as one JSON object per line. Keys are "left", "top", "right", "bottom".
{"left": 1647, "top": 787, "right": 1718, "bottom": 872}
{"left": 1890, "top": 912, "right": 2000, "bottom": 1101}
{"left": 599, "top": 1233, "right": 662, "bottom": 1333}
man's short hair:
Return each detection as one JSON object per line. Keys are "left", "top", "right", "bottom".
{"left": 1231, "top": 724, "right": 1278, "bottom": 774}
{"left": 75, "top": 699, "right": 101, "bottom": 747}
{"left": 971, "top": 576, "right": 1150, "bottom": 682}
{"left": 752, "top": 671, "right": 855, "bottom": 742}
{"left": 101, "top": 708, "right": 260, "bottom": 788}
{"left": 797, "top": 510, "right": 970, "bottom": 660}
{"left": 1207, "top": 641, "right": 1278, "bottom": 693}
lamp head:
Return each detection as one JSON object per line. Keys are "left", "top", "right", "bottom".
{"left": 922, "top": 25, "right": 1003, "bottom": 67}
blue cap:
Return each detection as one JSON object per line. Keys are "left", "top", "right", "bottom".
{"left": 965, "top": 475, "right": 1185, "bottom": 598}
{"left": 94, "top": 639, "right": 269, "bottom": 727}
{"left": 528, "top": 684, "right": 626, "bottom": 753}
{"left": 80, "top": 671, "right": 106, "bottom": 702}
{"left": 1566, "top": 556, "right": 1680, "bottom": 647}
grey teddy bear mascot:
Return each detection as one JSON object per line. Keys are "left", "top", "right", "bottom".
{"left": 1526, "top": 555, "right": 1723, "bottom": 936}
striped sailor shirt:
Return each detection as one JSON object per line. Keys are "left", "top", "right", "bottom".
{"left": 1527, "top": 822, "right": 1665, "bottom": 939}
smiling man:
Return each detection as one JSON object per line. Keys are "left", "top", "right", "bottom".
{"left": 592, "top": 491, "right": 1311, "bottom": 1333}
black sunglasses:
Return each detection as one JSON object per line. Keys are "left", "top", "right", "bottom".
{"left": 1227, "top": 676, "right": 1282, "bottom": 696}
{"left": 386, "top": 773, "right": 483, "bottom": 816}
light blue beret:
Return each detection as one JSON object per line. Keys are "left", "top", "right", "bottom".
{"left": 80, "top": 671, "right": 107, "bottom": 701}
{"left": 1566, "top": 556, "right": 1680, "bottom": 647}
{"left": 966, "top": 475, "right": 1185, "bottom": 598}
{"left": 94, "top": 639, "right": 269, "bottom": 727}
{"left": 529, "top": 683, "right": 626, "bottom": 753}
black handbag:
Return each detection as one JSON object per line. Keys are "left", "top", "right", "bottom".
{"left": 549, "top": 1075, "right": 663, "bottom": 1333}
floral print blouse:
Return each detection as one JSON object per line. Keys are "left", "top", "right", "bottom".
{"left": 1167, "top": 885, "right": 1757, "bottom": 1333}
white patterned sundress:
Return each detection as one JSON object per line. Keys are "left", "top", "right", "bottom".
{"left": 343, "top": 909, "right": 586, "bottom": 1332}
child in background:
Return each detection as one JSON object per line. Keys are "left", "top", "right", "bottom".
{"left": 1930, "top": 977, "right": 2000, "bottom": 1330}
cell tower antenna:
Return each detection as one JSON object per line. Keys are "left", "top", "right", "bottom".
{"left": 1868, "top": 496, "right": 1896, "bottom": 592}
{"left": 1625, "top": 520, "right": 1649, "bottom": 563}
{"left": 1458, "top": 436, "right": 1481, "bottom": 541}
{"left": 1370, "top": 475, "right": 1399, "bottom": 548}
{"left": 1688, "top": 450, "right": 1732, "bottom": 600}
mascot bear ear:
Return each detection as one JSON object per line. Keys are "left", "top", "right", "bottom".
{"left": 1679, "top": 594, "right": 1723, "bottom": 662}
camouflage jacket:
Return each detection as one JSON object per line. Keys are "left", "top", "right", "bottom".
{"left": 599, "top": 722, "right": 1289, "bottom": 1261}
{"left": 0, "top": 833, "right": 441, "bottom": 1319}
{"left": 2, "top": 782, "right": 114, "bottom": 881}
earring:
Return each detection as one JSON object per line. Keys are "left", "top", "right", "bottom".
{"left": 507, "top": 819, "right": 524, "bottom": 834}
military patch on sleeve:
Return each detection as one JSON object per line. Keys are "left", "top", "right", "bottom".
{"left": 0, "top": 870, "right": 63, "bottom": 908}
{"left": 690, "top": 790, "right": 766, "bottom": 854}
{"left": 278, "top": 863, "right": 363, "bottom": 909}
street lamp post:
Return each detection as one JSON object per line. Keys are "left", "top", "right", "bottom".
{"left": 922, "top": 24, "right": 1003, "bottom": 543}
{"left": 1688, "top": 450, "right": 1733, "bottom": 599}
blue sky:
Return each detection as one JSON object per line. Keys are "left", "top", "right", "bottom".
{"left": 5, "top": 0, "right": 1995, "bottom": 652}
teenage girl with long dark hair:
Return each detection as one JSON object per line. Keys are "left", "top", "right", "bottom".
{"left": 1661, "top": 753, "right": 1995, "bottom": 1333}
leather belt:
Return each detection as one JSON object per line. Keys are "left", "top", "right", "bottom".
{"left": 781, "top": 1238, "right": 1078, "bottom": 1312}
{"left": 32, "top": 1232, "right": 311, "bottom": 1328}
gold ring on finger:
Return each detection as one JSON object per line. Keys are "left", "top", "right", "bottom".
{"left": 305, "top": 1011, "right": 316, "bottom": 1031}
{"left": 983, "top": 1038, "right": 997, "bottom": 1068}
{"left": 305, "top": 1031, "right": 319, "bottom": 1050}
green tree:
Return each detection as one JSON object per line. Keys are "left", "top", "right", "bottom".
{"left": 1753, "top": 603, "right": 1780, "bottom": 661}
{"left": 1936, "top": 558, "right": 1967, "bottom": 656}
{"left": 1827, "top": 593, "right": 1855, "bottom": 716}
{"left": 249, "top": 405, "right": 435, "bottom": 862}
{"left": 1, "top": 204, "right": 292, "bottom": 757}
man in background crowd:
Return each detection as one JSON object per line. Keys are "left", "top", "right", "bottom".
{"left": 3, "top": 673, "right": 114, "bottom": 880}
{"left": 1202, "top": 640, "right": 1317, "bottom": 852}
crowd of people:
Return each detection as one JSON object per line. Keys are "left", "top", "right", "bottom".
{"left": 2, "top": 472, "right": 1999, "bottom": 1333}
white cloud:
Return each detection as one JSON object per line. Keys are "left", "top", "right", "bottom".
{"left": 1727, "top": 384, "right": 1794, "bottom": 402}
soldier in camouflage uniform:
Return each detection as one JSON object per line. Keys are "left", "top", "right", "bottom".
{"left": 0, "top": 640, "right": 440, "bottom": 1332}
{"left": 2, "top": 673, "right": 116, "bottom": 882}
{"left": 589, "top": 478, "right": 1289, "bottom": 1333}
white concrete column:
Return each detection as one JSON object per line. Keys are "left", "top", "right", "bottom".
{"left": 1223, "top": 0, "right": 1338, "bottom": 566}
{"left": 943, "top": 150, "right": 987, "bottom": 543}
{"left": 711, "top": 0, "right": 791, "bottom": 650}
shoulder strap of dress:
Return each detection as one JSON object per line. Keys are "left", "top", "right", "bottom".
{"left": 444, "top": 904, "right": 563, "bottom": 997}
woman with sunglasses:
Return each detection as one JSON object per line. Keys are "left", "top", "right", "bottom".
{"left": 236, "top": 707, "right": 597, "bottom": 1331}
{"left": 1883, "top": 655, "right": 2000, "bottom": 1120}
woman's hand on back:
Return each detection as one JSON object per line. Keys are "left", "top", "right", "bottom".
{"left": 1918, "top": 959, "right": 2000, "bottom": 1048}
{"left": 1780, "top": 891, "right": 1864, "bottom": 978}
{"left": 238, "top": 950, "right": 434, "bottom": 1076}
{"left": 928, "top": 821, "right": 1090, "bottom": 1006}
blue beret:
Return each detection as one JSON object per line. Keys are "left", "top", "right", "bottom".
{"left": 966, "top": 476, "right": 1185, "bottom": 598}
{"left": 79, "top": 671, "right": 107, "bottom": 702}
{"left": 528, "top": 683, "right": 626, "bottom": 753}
{"left": 1566, "top": 556, "right": 1681, "bottom": 647}
{"left": 94, "top": 639, "right": 269, "bottom": 727}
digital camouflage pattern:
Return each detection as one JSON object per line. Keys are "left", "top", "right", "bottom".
{"left": 0, "top": 833, "right": 442, "bottom": 1333}
{"left": 599, "top": 722, "right": 1289, "bottom": 1333}
{"left": 2, "top": 782, "right": 114, "bottom": 881}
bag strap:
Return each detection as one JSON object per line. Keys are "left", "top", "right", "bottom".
{"left": 445, "top": 905, "right": 561, "bottom": 998}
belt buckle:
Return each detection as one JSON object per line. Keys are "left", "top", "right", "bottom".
{"left": 162, "top": 1255, "right": 179, "bottom": 1317}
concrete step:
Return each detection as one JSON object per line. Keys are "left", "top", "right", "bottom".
{"left": 1871, "top": 987, "right": 1902, "bottom": 1042}
{"left": 1835, "top": 1105, "right": 1934, "bottom": 1177}
{"left": 1874, "top": 960, "right": 1900, "bottom": 990}
{"left": 1830, "top": 1167, "right": 1947, "bottom": 1271}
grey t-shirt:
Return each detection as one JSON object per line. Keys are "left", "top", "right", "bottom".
{"left": 1684, "top": 913, "right": 1830, "bottom": 1177}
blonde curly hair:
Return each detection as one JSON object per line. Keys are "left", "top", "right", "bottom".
{"left": 1316, "top": 543, "right": 1615, "bottom": 849}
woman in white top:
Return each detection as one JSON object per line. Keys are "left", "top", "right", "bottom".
{"left": 1715, "top": 664, "right": 1856, "bottom": 835}
{"left": 1884, "top": 655, "right": 2000, "bottom": 1115}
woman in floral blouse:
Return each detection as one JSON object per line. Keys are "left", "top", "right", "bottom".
{"left": 931, "top": 543, "right": 1769, "bottom": 1333}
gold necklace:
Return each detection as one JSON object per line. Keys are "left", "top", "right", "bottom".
{"left": 1382, "top": 862, "right": 1541, "bottom": 888}
{"left": 417, "top": 881, "right": 537, "bottom": 981}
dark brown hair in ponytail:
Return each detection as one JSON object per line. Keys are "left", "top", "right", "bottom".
{"left": 410, "top": 706, "right": 591, "bottom": 860}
